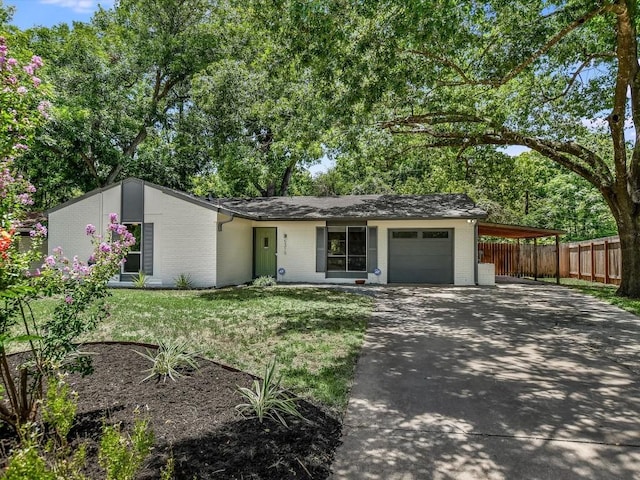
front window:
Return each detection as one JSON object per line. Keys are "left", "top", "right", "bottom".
{"left": 122, "top": 223, "right": 142, "bottom": 273}
{"left": 327, "top": 226, "right": 366, "bottom": 271}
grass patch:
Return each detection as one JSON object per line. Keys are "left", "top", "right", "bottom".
{"left": 537, "top": 277, "right": 640, "bottom": 317}
{"left": 28, "top": 287, "right": 372, "bottom": 410}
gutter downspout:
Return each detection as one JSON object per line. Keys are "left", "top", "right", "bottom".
{"left": 217, "top": 212, "right": 235, "bottom": 232}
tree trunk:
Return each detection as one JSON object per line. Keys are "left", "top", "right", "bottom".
{"left": 616, "top": 213, "right": 640, "bottom": 298}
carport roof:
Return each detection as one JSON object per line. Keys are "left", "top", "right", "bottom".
{"left": 478, "top": 221, "right": 564, "bottom": 239}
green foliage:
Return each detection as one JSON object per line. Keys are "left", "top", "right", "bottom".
{"left": 1, "top": 428, "right": 55, "bottom": 480}
{"left": 21, "top": 0, "right": 225, "bottom": 202}
{"left": 236, "top": 358, "right": 305, "bottom": 428}
{"left": 42, "top": 375, "right": 77, "bottom": 444}
{"left": 135, "top": 339, "right": 200, "bottom": 383}
{"left": 132, "top": 272, "right": 147, "bottom": 289}
{"left": 252, "top": 275, "right": 276, "bottom": 287}
{"left": 2, "top": 379, "right": 155, "bottom": 480}
{"left": 2, "top": 376, "right": 85, "bottom": 480}
{"left": 0, "top": 37, "right": 136, "bottom": 430}
{"left": 99, "top": 415, "right": 154, "bottom": 480}
{"left": 160, "top": 455, "right": 175, "bottom": 480}
{"left": 173, "top": 273, "right": 193, "bottom": 290}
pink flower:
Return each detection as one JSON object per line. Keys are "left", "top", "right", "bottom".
{"left": 85, "top": 224, "right": 96, "bottom": 235}
{"left": 64, "top": 295, "right": 73, "bottom": 304}
{"left": 17, "top": 193, "right": 33, "bottom": 205}
{"left": 109, "top": 213, "right": 119, "bottom": 223}
{"left": 23, "top": 64, "right": 34, "bottom": 75}
{"left": 99, "top": 243, "right": 111, "bottom": 253}
{"left": 32, "top": 77, "right": 41, "bottom": 87}
{"left": 30, "top": 223, "right": 47, "bottom": 238}
{"left": 16, "top": 86, "right": 27, "bottom": 95}
{"left": 30, "top": 55, "right": 43, "bottom": 67}
{"left": 45, "top": 255, "right": 56, "bottom": 267}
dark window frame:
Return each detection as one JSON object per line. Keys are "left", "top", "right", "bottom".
{"left": 327, "top": 226, "right": 367, "bottom": 272}
{"left": 122, "top": 222, "right": 143, "bottom": 274}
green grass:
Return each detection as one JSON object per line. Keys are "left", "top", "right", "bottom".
{"left": 538, "top": 277, "right": 640, "bottom": 317}
{"left": 30, "top": 287, "right": 373, "bottom": 410}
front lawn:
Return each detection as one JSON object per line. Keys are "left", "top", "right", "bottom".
{"left": 32, "top": 286, "right": 372, "bottom": 410}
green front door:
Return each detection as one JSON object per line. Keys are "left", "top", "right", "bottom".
{"left": 254, "top": 227, "right": 277, "bottom": 277}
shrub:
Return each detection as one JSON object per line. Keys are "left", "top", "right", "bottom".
{"left": 174, "top": 273, "right": 193, "bottom": 290}
{"left": 2, "top": 376, "right": 154, "bottom": 480}
{"left": 253, "top": 275, "right": 276, "bottom": 287}
{"left": 0, "top": 38, "right": 136, "bottom": 431}
{"left": 135, "top": 339, "right": 200, "bottom": 383}
{"left": 42, "top": 375, "right": 77, "bottom": 446}
{"left": 99, "top": 414, "right": 154, "bottom": 480}
{"left": 236, "top": 358, "right": 304, "bottom": 428}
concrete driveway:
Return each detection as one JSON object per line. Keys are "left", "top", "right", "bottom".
{"left": 331, "top": 283, "right": 640, "bottom": 479}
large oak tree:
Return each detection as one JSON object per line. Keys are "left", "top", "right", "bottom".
{"left": 24, "top": 0, "right": 223, "bottom": 197}
{"left": 270, "top": 0, "right": 640, "bottom": 297}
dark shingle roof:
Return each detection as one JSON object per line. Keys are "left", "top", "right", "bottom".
{"left": 217, "top": 194, "right": 487, "bottom": 220}
{"left": 46, "top": 178, "right": 487, "bottom": 221}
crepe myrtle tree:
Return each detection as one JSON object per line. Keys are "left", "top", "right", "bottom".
{"left": 0, "top": 37, "right": 136, "bottom": 431}
{"left": 275, "top": 0, "right": 640, "bottom": 297}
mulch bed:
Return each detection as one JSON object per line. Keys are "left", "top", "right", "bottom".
{"left": 0, "top": 343, "right": 342, "bottom": 479}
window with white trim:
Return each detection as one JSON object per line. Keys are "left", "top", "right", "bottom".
{"left": 327, "top": 226, "right": 367, "bottom": 271}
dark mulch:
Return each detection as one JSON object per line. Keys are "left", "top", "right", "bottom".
{"left": 0, "top": 343, "right": 342, "bottom": 479}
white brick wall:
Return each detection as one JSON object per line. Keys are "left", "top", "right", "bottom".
{"left": 216, "top": 214, "right": 253, "bottom": 287}
{"left": 48, "top": 186, "right": 121, "bottom": 263}
{"left": 144, "top": 186, "right": 217, "bottom": 287}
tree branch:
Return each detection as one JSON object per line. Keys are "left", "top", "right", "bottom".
{"left": 409, "top": 3, "right": 609, "bottom": 88}
{"left": 541, "top": 52, "right": 615, "bottom": 102}
{"left": 384, "top": 124, "right": 613, "bottom": 189}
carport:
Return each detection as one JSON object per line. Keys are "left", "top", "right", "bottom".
{"left": 478, "top": 222, "right": 564, "bottom": 284}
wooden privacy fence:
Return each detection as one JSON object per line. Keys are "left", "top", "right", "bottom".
{"left": 563, "top": 236, "right": 621, "bottom": 285}
{"left": 479, "top": 236, "right": 622, "bottom": 284}
{"left": 478, "top": 242, "right": 558, "bottom": 278}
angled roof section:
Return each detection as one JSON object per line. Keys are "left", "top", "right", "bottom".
{"left": 47, "top": 178, "right": 487, "bottom": 221}
{"left": 217, "top": 194, "right": 487, "bottom": 220}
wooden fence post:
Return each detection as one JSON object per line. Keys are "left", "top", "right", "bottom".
{"left": 516, "top": 239, "right": 520, "bottom": 277}
{"left": 556, "top": 235, "right": 560, "bottom": 285}
{"left": 590, "top": 242, "right": 595, "bottom": 282}
{"left": 533, "top": 237, "right": 538, "bottom": 280}
{"left": 604, "top": 240, "right": 609, "bottom": 284}
{"left": 577, "top": 244, "right": 581, "bottom": 280}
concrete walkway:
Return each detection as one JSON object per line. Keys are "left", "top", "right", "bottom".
{"left": 331, "top": 283, "right": 640, "bottom": 479}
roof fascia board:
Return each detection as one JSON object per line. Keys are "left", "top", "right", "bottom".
{"left": 250, "top": 214, "right": 488, "bottom": 222}
{"left": 154, "top": 186, "right": 256, "bottom": 220}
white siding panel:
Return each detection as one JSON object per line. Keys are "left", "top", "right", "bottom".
{"left": 48, "top": 187, "right": 121, "bottom": 263}
{"left": 144, "top": 186, "right": 217, "bottom": 287}
{"left": 369, "top": 219, "right": 477, "bottom": 285}
{"left": 216, "top": 215, "right": 253, "bottom": 287}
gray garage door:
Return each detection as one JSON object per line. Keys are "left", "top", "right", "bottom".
{"left": 388, "top": 229, "right": 454, "bottom": 283}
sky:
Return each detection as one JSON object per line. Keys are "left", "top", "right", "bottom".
{"left": 6, "top": 0, "right": 112, "bottom": 29}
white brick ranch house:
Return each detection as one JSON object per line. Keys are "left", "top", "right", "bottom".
{"left": 47, "top": 178, "right": 488, "bottom": 288}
